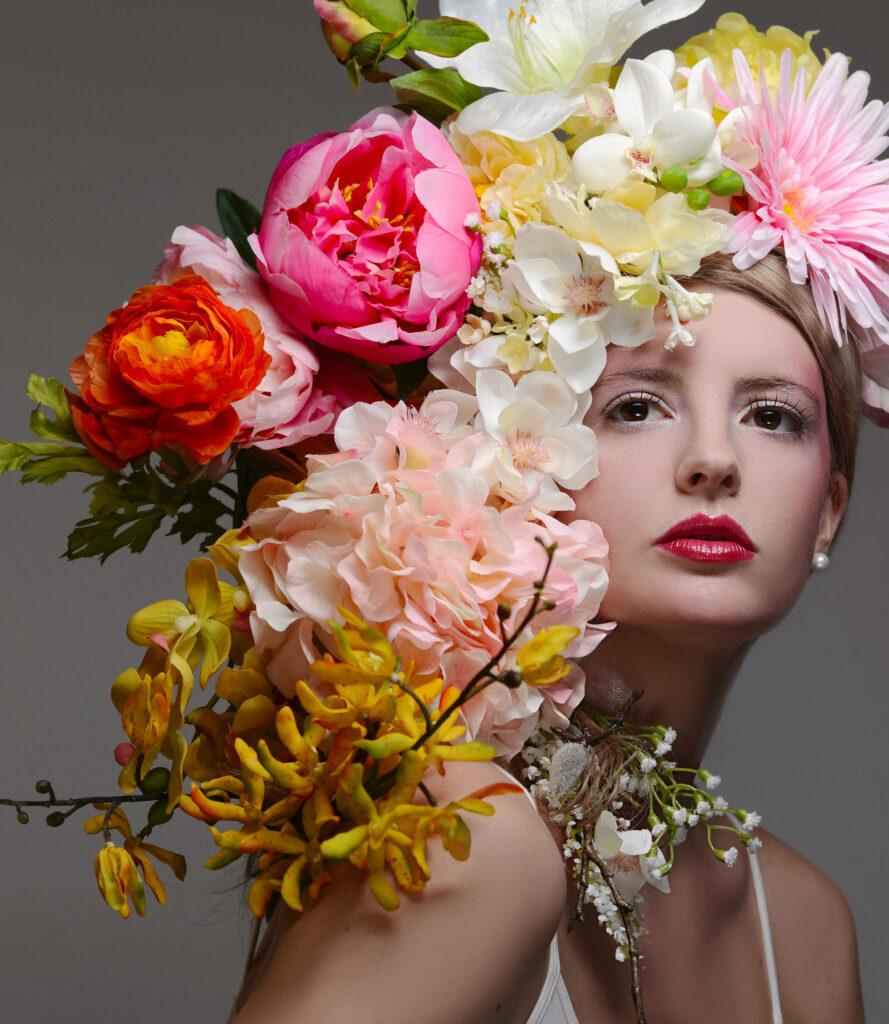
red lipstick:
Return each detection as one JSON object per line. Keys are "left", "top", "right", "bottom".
{"left": 655, "top": 514, "right": 756, "bottom": 563}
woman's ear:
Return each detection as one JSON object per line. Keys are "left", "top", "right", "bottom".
{"left": 816, "top": 471, "right": 849, "bottom": 554}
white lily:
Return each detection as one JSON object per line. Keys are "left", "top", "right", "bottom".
{"left": 593, "top": 810, "right": 671, "bottom": 901}
{"left": 472, "top": 368, "right": 598, "bottom": 507}
{"left": 423, "top": 0, "right": 706, "bottom": 141}
{"left": 572, "top": 55, "right": 721, "bottom": 193}
{"left": 506, "top": 223, "right": 654, "bottom": 390}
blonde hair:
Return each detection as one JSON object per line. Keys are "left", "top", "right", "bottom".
{"left": 687, "top": 253, "right": 861, "bottom": 488}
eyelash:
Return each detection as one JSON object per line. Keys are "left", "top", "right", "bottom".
{"left": 601, "top": 391, "right": 812, "bottom": 435}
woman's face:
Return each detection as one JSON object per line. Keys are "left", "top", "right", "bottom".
{"left": 571, "top": 286, "right": 848, "bottom": 641}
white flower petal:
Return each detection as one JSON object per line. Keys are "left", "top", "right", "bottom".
{"left": 456, "top": 89, "right": 583, "bottom": 141}
{"left": 547, "top": 326, "right": 608, "bottom": 391}
{"left": 651, "top": 108, "right": 716, "bottom": 169}
{"left": 614, "top": 58, "right": 674, "bottom": 139}
{"left": 572, "top": 133, "right": 635, "bottom": 193}
{"left": 618, "top": 828, "right": 653, "bottom": 857}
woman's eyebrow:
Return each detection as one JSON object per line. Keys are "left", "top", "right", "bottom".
{"left": 734, "top": 376, "right": 821, "bottom": 406}
{"left": 593, "top": 368, "right": 683, "bottom": 389}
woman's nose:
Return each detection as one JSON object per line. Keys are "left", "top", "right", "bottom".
{"left": 674, "top": 422, "right": 741, "bottom": 498}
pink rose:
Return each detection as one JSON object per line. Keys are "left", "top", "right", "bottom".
{"left": 153, "top": 225, "right": 337, "bottom": 450}
{"left": 251, "top": 108, "right": 483, "bottom": 365}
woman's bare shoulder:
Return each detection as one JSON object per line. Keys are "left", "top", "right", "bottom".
{"left": 756, "top": 829, "right": 865, "bottom": 1023}
{"left": 233, "top": 760, "right": 566, "bottom": 1024}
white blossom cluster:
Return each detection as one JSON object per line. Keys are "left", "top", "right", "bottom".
{"left": 521, "top": 718, "right": 762, "bottom": 960}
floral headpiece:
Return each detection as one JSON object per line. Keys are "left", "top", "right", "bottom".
{"left": 1, "top": 2, "right": 882, "bottom": 1013}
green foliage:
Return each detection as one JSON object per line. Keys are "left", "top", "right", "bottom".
{"left": 216, "top": 189, "right": 262, "bottom": 271}
{"left": 348, "top": 0, "right": 408, "bottom": 34}
{"left": 0, "top": 376, "right": 106, "bottom": 485}
{"left": 391, "top": 67, "right": 483, "bottom": 122}
{"left": 1, "top": 375, "right": 237, "bottom": 561}
{"left": 393, "top": 357, "right": 430, "bottom": 400}
{"left": 66, "top": 455, "right": 236, "bottom": 563}
{"left": 404, "top": 18, "right": 488, "bottom": 57}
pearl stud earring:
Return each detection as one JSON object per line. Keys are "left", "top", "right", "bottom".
{"left": 811, "top": 552, "right": 830, "bottom": 573}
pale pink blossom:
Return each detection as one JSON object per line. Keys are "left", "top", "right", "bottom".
{"left": 153, "top": 225, "right": 336, "bottom": 449}
{"left": 238, "top": 399, "right": 610, "bottom": 753}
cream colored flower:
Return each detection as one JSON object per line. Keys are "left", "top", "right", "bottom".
{"left": 448, "top": 125, "right": 571, "bottom": 231}
{"left": 675, "top": 12, "right": 824, "bottom": 96}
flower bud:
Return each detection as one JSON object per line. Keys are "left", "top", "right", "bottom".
{"left": 46, "top": 811, "right": 66, "bottom": 828}
{"left": 17, "top": 810, "right": 29, "bottom": 825}
{"left": 502, "top": 669, "right": 523, "bottom": 688}
{"left": 315, "top": 1, "right": 378, "bottom": 62}
{"left": 35, "top": 779, "right": 53, "bottom": 794}
{"left": 114, "top": 742, "right": 136, "bottom": 767}
{"left": 686, "top": 188, "right": 711, "bottom": 210}
{"left": 147, "top": 799, "right": 174, "bottom": 827}
{"left": 659, "top": 165, "right": 688, "bottom": 192}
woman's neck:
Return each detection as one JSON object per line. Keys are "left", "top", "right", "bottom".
{"left": 576, "top": 627, "right": 754, "bottom": 768}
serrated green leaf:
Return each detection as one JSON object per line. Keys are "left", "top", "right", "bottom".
{"left": 29, "top": 409, "right": 79, "bottom": 443}
{"left": 216, "top": 189, "right": 261, "bottom": 271}
{"left": 20, "top": 455, "right": 107, "bottom": 485}
{"left": 404, "top": 18, "right": 488, "bottom": 57}
{"left": 348, "top": 0, "right": 407, "bottom": 34}
{"left": 25, "top": 375, "right": 70, "bottom": 418}
{"left": 0, "top": 440, "right": 92, "bottom": 475}
{"left": 392, "top": 357, "right": 429, "bottom": 399}
{"left": 391, "top": 67, "right": 483, "bottom": 120}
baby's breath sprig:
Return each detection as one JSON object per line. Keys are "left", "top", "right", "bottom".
{"left": 522, "top": 701, "right": 760, "bottom": 1024}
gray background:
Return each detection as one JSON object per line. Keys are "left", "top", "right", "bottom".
{"left": 0, "top": 1, "right": 885, "bottom": 1020}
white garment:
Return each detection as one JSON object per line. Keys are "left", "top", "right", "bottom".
{"left": 524, "top": 838, "right": 784, "bottom": 1024}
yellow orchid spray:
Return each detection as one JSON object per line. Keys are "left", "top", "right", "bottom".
{"left": 2, "top": 521, "right": 579, "bottom": 924}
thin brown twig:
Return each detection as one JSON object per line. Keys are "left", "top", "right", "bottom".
{"left": 588, "top": 847, "right": 647, "bottom": 1024}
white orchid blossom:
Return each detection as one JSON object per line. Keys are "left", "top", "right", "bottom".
{"left": 472, "top": 368, "right": 597, "bottom": 509}
{"left": 593, "top": 810, "right": 671, "bottom": 901}
{"left": 572, "top": 55, "right": 721, "bottom": 192}
{"left": 506, "top": 223, "right": 654, "bottom": 390}
{"left": 423, "top": 0, "right": 706, "bottom": 141}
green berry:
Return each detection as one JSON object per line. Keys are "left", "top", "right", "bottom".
{"left": 686, "top": 188, "right": 711, "bottom": 210}
{"left": 147, "top": 799, "right": 174, "bottom": 827}
{"left": 660, "top": 165, "right": 688, "bottom": 192}
{"left": 140, "top": 766, "right": 171, "bottom": 795}
{"left": 706, "top": 169, "right": 744, "bottom": 196}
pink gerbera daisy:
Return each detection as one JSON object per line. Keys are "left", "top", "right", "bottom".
{"left": 719, "top": 50, "right": 889, "bottom": 370}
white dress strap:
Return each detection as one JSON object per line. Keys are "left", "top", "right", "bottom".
{"left": 745, "top": 839, "right": 784, "bottom": 1024}
{"left": 525, "top": 936, "right": 581, "bottom": 1024}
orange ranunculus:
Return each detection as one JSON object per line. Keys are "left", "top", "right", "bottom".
{"left": 68, "top": 274, "right": 270, "bottom": 468}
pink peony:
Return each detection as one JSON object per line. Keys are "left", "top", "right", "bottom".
{"left": 250, "top": 108, "right": 483, "bottom": 365}
{"left": 719, "top": 50, "right": 889, "bottom": 423}
{"left": 238, "top": 398, "right": 610, "bottom": 755}
{"left": 153, "top": 225, "right": 337, "bottom": 450}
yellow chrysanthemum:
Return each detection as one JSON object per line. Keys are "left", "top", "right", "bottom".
{"left": 675, "top": 12, "right": 824, "bottom": 96}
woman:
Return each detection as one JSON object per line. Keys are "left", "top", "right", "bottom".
{"left": 228, "top": 260, "right": 864, "bottom": 1023}
{"left": 0, "top": 3, "right": 884, "bottom": 1023}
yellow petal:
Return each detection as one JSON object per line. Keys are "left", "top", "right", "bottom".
{"left": 185, "top": 558, "right": 222, "bottom": 619}
{"left": 126, "top": 601, "right": 188, "bottom": 646}
{"left": 216, "top": 666, "right": 274, "bottom": 707}
{"left": 320, "top": 824, "right": 369, "bottom": 860}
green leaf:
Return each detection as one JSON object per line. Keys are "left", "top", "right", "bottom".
{"left": 404, "top": 18, "right": 488, "bottom": 57}
{"left": 0, "top": 440, "right": 98, "bottom": 477}
{"left": 347, "top": 56, "right": 361, "bottom": 91}
{"left": 392, "top": 357, "right": 429, "bottom": 399}
{"left": 20, "top": 454, "right": 106, "bottom": 485}
{"left": 216, "top": 189, "right": 262, "bottom": 271}
{"left": 350, "top": 31, "right": 387, "bottom": 65}
{"left": 29, "top": 409, "right": 78, "bottom": 443}
{"left": 347, "top": 0, "right": 407, "bottom": 34}
{"left": 405, "top": 0, "right": 418, "bottom": 16}
{"left": 25, "top": 375, "right": 70, "bottom": 419}
{"left": 391, "top": 68, "right": 483, "bottom": 122}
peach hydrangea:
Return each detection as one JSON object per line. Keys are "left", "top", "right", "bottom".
{"left": 238, "top": 397, "right": 610, "bottom": 755}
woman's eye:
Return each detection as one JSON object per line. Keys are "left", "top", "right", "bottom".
{"left": 746, "top": 404, "right": 803, "bottom": 433}
{"left": 609, "top": 396, "right": 664, "bottom": 423}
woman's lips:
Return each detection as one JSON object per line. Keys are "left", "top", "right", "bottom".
{"left": 655, "top": 514, "right": 756, "bottom": 563}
